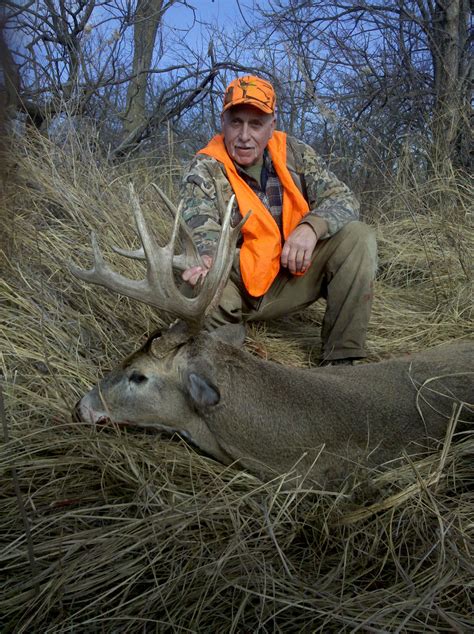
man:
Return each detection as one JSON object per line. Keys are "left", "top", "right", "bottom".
{"left": 180, "top": 75, "right": 377, "bottom": 364}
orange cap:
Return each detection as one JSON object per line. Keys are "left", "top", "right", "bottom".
{"left": 222, "top": 75, "right": 276, "bottom": 114}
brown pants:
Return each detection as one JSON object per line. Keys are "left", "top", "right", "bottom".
{"left": 205, "top": 221, "right": 377, "bottom": 361}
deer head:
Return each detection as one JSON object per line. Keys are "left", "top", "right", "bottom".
{"left": 70, "top": 185, "right": 254, "bottom": 465}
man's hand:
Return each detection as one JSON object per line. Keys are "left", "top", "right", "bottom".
{"left": 182, "top": 254, "right": 213, "bottom": 287}
{"left": 281, "top": 224, "right": 319, "bottom": 274}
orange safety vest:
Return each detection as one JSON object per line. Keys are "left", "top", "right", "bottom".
{"left": 198, "top": 131, "right": 310, "bottom": 297}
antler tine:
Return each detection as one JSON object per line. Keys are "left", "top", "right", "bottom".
{"left": 150, "top": 182, "right": 177, "bottom": 218}
{"left": 111, "top": 245, "right": 199, "bottom": 272}
{"left": 111, "top": 190, "right": 200, "bottom": 271}
{"left": 70, "top": 185, "right": 175, "bottom": 310}
{"left": 152, "top": 182, "right": 202, "bottom": 266}
{"left": 69, "top": 231, "right": 134, "bottom": 292}
{"left": 112, "top": 245, "right": 145, "bottom": 260}
{"left": 127, "top": 183, "right": 162, "bottom": 280}
{"left": 198, "top": 191, "right": 250, "bottom": 319}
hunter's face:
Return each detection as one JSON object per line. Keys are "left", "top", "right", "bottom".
{"left": 221, "top": 105, "right": 276, "bottom": 167}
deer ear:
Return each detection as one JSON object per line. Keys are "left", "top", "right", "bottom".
{"left": 185, "top": 372, "right": 220, "bottom": 408}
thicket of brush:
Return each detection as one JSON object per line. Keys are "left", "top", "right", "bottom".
{"left": 1, "top": 128, "right": 472, "bottom": 632}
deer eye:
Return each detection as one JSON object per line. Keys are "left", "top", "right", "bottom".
{"left": 129, "top": 371, "right": 148, "bottom": 385}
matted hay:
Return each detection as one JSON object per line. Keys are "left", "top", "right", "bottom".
{"left": 1, "top": 132, "right": 472, "bottom": 632}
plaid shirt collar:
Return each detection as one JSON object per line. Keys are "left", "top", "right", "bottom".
{"left": 235, "top": 149, "right": 274, "bottom": 188}
{"left": 235, "top": 150, "right": 284, "bottom": 234}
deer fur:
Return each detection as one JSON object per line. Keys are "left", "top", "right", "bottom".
{"left": 76, "top": 323, "right": 473, "bottom": 488}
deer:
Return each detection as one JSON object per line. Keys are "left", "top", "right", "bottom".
{"left": 71, "top": 184, "right": 473, "bottom": 489}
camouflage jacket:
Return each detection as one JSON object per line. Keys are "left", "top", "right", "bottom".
{"left": 180, "top": 134, "right": 360, "bottom": 256}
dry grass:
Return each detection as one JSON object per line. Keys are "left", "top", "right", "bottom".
{"left": 1, "top": 128, "right": 472, "bottom": 632}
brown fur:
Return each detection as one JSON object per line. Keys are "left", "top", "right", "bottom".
{"left": 76, "top": 325, "right": 473, "bottom": 488}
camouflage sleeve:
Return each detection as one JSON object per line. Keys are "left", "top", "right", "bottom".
{"left": 287, "top": 136, "right": 360, "bottom": 237}
{"left": 180, "top": 155, "right": 236, "bottom": 256}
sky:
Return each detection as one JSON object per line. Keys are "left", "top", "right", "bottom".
{"left": 165, "top": 0, "right": 244, "bottom": 28}
{"left": 159, "top": 1, "right": 256, "bottom": 70}
{"left": 163, "top": 0, "right": 258, "bottom": 48}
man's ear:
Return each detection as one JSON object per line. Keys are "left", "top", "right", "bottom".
{"left": 185, "top": 371, "right": 220, "bottom": 408}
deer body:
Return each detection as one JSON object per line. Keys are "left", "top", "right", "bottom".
{"left": 77, "top": 330, "right": 473, "bottom": 487}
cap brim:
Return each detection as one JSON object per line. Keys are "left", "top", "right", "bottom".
{"left": 222, "top": 97, "right": 274, "bottom": 114}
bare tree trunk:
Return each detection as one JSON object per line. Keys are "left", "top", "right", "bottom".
{"left": 430, "top": 0, "right": 472, "bottom": 171}
{"left": 122, "top": 0, "right": 165, "bottom": 139}
{"left": 0, "top": 18, "right": 19, "bottom": 182}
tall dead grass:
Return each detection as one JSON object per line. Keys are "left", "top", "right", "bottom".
{"left": 1, "top": 127, "right": 472, "bottom": 632}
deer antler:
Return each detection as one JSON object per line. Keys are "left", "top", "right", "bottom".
{"left": 111, "top": 183, "right": 203, "bottom": 272}
{"left": 70, "top": 183, "right": 248, "bottom": 328}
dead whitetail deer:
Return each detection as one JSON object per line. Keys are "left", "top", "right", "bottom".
{"left": 71, "top": 184, "right": 473, "bottom": 488}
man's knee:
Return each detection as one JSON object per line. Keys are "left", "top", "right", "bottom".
{"left": 339, "top": 220, "right": 375, "bottom": 244}
{"left": 204, "top": 277, "right": 246, "bottom": 330}
{"left": 332, "top": 221, "right": 377, "bottom": 274}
